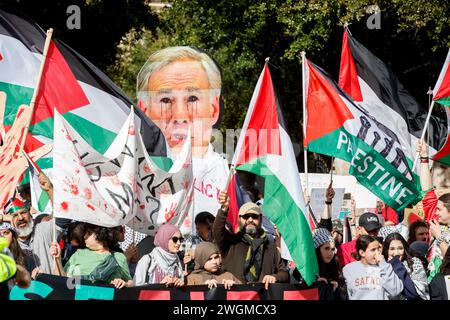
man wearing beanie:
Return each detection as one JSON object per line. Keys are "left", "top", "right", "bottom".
{"left": 337, "top": 212, "right": 382, "bottom": 267}
{"left": 213, "top": 191, "right": 289, "bottom": 289}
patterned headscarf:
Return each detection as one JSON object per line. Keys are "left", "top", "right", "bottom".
{"left": 312, "top": 228, "right": 334, "bottom": 249}
{"left": 4, "top": 198, "right": 29, "bottom": 214}
{"left": 0, "top": 222, "right": 18, "bottom": 235}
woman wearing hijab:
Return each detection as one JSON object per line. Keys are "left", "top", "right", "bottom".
{"left": 134, "top": 224, "right": 184, "bottom": 287}
{"left": 187, "top": 242, "right": 241, "bottom": 289}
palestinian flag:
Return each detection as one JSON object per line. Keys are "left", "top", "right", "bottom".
{"left": 226, "top": 172, "right": 253, "bottom": 232}
{"left": 0, "top": 5, "right": 166, "bottom": 208}
{"left": 304, "top": 57, "right": 421, "bottom": 211}
{"left": 232, "top": 62, "right": 318, "bottom": 285}
{"left": 431, "top": 49, "right": 450, "bottom": 165}
{"left": 338, "top": 28, "right": 447, "bottom": 168}
{"left": 22, "top": 147, "right": 50, "bottom": 213}
{"left": 433, "top": 49, "right": 450, "bottom": 106}
{"left": 342, "top": 214, "right": 352, "bottom": 244}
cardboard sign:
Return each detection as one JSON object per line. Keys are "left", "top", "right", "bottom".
{"left": 309, "top": 188, "right": 345, "bottom": 219}
{"left": 299, "top": 173, "right": 378, "bottom": 209}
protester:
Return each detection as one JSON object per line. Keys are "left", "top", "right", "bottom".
{"left": 312, "top": 228, "right": 347, "bottom": 300}
{"left": 382, "top": 233, "right": 429, "bottom": 300}
{"left": 60, "top": 221, "right": 86, "bottom": 266}
{"left": 50, "top": 223, "right": 133, "bottom": 289}
{"left": 134, "top": 224, "right": 184, "bottom": 287}
{"left": 184, "top": 211, "right": 216, "bottom": 273}
{"left": 0, "top": 222, "right": 40, "bottom": 277}
{"left": 111, "top": 226, "right": 139, "bottom": 263}
{"left": 3, "top": 194, "right": 62, "bottom": 274}
{"left": 213, "top": 191, "right": 289, "bottom": 289}
{"left": 0, "top": 237, "right": 31, "bottom": 300}
{"left": 408, "top": 220, "right": 430, "bottom": 244}
{"left": 376, "top": 199, "right": 399, "bottom": 226}
{"left": 409, "top": 241, "right": 430, "bottom": 273}
{"left": 416, "top": 140, "right": 450, "bottom": 281}
{"left": 186, "top": 242, "right": 241, "bottom": 289}
{"left": 332, "top": 230, "right": 344, "bottom": 248}
{"left": 110, "top": 225, "right": 139, "bottom": 277}
{"left": 337, "top": 212, "right": 382, "bottom": 267}
{"left": 119, "top": 225, "right": 150, "bottom": 260}
{"left": 316, "top": 184, "right": 335, "bottom": 232}
{"left": 343, "top": 235, "right": 403, "bottom": 300}
{"left": 429, "top": 246, "right": 450, "bottom": 300}
{"left": 377, "top": 224, "right": 409, "bottom": 242}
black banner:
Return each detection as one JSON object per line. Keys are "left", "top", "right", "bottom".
{"left": 9, "top": 274, "right": 333, "bottom": 300}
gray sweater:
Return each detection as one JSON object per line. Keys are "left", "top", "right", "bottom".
{"left": 343, "top": 260, "right": 404, "bottom": 300}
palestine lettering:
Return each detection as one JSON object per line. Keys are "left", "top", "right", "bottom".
{"left": 337, "top": 131, "right": 413, "bottom": 206}
{"left": 173, "top": 304, "right": 208, "bottom": 318}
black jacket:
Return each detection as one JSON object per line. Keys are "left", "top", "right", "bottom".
{"left": 430, "top": 273, "right": 449, "bottom": 300}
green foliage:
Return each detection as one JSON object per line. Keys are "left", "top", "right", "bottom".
{"left": 2, "top": 0, "right": 158, "bottom": 70}
{"left": 107, "top": 0, "right": 450, "bottom": 171}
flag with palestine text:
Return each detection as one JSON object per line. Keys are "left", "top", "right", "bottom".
{"left": 305, "top": 58, "right": 421, "bottom": 211}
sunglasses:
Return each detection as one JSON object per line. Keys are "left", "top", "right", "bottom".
{"left": 171, "top": 236, "right": 185, "bottom": 243}
{"left": 239, "top": 213, "right": 260, "bottom": 220}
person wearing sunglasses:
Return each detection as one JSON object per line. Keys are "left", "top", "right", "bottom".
{"left": 213, "top": 191, "right": 289, "bottom": 289}
{"left": 134, "top": 224, "right": 184, "bottom": 287}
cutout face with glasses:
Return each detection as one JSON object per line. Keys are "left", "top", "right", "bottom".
{"left": 139, "top": 59, "right": 220, "bottom": 158}
{"left": 168, "top": 231, "right": 184, "bottom": 253}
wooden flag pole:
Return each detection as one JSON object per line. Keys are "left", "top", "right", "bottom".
{"left": 18, "top": 28, "right": 54, "bottom": 154}
{"left": 301, "top": 51, "right": 309, "bottom": 199}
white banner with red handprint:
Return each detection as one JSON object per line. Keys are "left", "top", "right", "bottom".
{"left": 53, "top": 108, "right": 194, "bottom": 235}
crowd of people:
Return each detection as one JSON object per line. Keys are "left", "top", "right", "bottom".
{"left": 1, "top": 140, "right": 449, "bottom": 301}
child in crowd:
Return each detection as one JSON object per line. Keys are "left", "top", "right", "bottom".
{"left": 343, "top": 235, "right": 403, "bottom": 300}
{"left": 186, "top": 242, "right": 241, "bottom": 289}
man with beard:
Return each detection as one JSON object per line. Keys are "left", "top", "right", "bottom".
{"left": 213, "top": 191, "right": 289, "bottom": 288}
{"left": 1, "top": 174, "right": 62, "bottom": 274}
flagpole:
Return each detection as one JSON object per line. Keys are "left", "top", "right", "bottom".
{"left": 49, "top": 107, "right": 60, "bottom": 275}
{"left": 330, "top": 157, "right": 334, "bottom": 182}
{"left": 17, "top": 28, "right": 54, "bottom": 155}
{"left": 301, "top": 51, "right": 309, "bottom": 199}
{"left": 224, "top": 165, "right": 235, "bottom": 191}
{"left": 427, "top": 87, "right": 432, "bottom": 148}
{"left": 412, "top": 100, "right": 435, "bottom": 171}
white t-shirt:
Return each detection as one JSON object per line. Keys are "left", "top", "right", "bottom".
{"left": 192, "top": 144, "right": 229, "bottom": 218}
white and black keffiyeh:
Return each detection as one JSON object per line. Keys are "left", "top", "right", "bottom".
{"left": 120, "top": 225, "right": 148, "bottom": 251}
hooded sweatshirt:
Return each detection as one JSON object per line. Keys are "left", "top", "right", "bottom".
{"left": 186, "top": 242, "right": 241, "bottom": 285}
{"left": 343, "top": 260, "right": 404, "bottom": 300}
